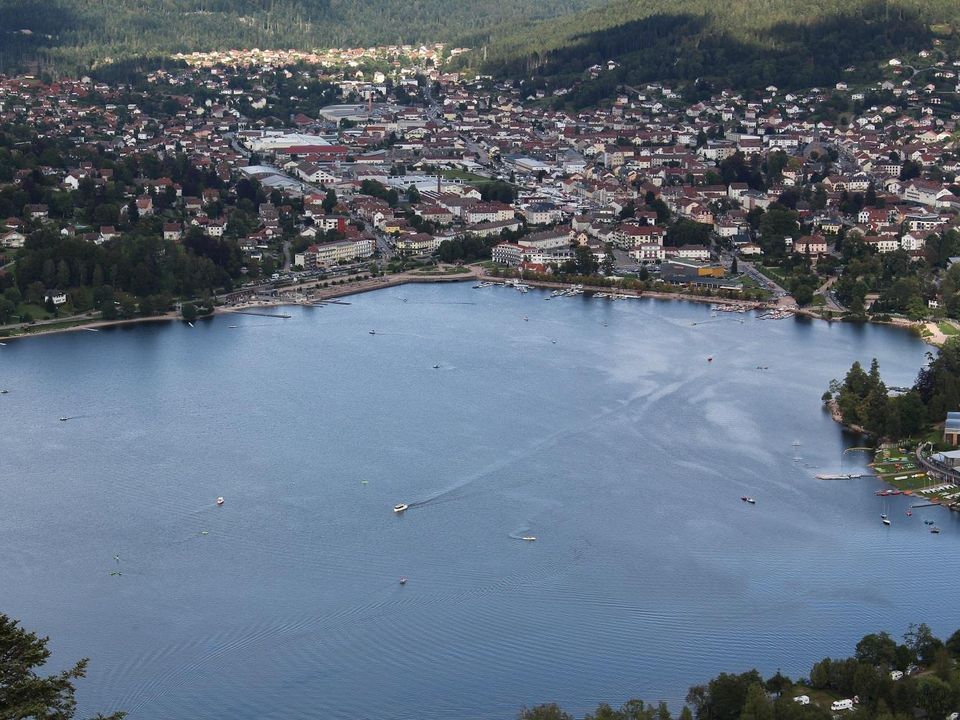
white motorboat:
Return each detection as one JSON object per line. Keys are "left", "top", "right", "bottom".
{"left": 393, "top": 503, "right": 409, "bottom": 513}
{"left": 216, "top": 496, "right": 225, "bottom": 506}
{"left": 521, "top": 536, "right": 537, "bottom": 541}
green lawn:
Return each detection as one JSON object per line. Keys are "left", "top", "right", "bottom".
{"left": 938, "top": 321, "right": 959, "bottom": 336}
{"left": 787, "top": 685, "right": 846, "bottom": 711}
{"left": 16, "top": 302, "right": 56, "bottom": 321}
{"left": 16, "top": 318, "right": 95, "bottom": 334}
{"left": 755, "top": 264, "right": 788, "bottom": 285}
{"left": 412, "top": 267, "right": 470, "bottom": 275}
{"left": 871, "top": 447, "right": 931, "bottom": 491}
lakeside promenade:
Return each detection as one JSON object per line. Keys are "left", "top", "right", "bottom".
{"left": 0, "top": 264, "right": 947, "bottom": 345}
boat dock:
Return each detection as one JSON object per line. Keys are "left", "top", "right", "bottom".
{"left": 815, "top": 473, "right": 867, "bottom": 480}
{"left": 231, "top": 310, "right": 292, "bottom": 319}
{"left": 911, "top": 502, "right": 940, "bottom": 508}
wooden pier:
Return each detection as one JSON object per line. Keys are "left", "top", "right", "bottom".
{"left": 231, "top": 311, "right": 292, "bottom": 319}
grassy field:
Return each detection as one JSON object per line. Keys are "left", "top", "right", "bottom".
{"left": 755, "top": 264, "right": 789, "bottom": 286}
{"left": 14, "top": 317, "right": 99, "bottom": 335}
{"left": 938, "top": 321, "right": 959, "bottom": 336}
{"left": 872, "top": 447, "right": 932, "bottom": 492}
{"left": 411, "top": 266, "right": 471, "bottom": 276}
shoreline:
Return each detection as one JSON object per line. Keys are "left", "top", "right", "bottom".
{"left": 0, "top": 269, "right": 941, "bottom": 344}
{"left": 0, "top": 270, "right": 477, "bottom": 342}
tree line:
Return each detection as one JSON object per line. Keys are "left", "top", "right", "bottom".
{"left": 827, "top": 338, "right": 960, "bottom": 440}
{"left": 465, "top": 0, "right": 960, "bottom": 107}
{"left": 0, "top": 0, "right": 597, "bottom": 74}
{"left": 520, "top": 623, "right": 960, "bottom": 720}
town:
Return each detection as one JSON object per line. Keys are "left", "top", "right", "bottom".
{"left": 2, "top": 43, "right": 960, "bottom": 344}
{"left": 8, "top": 26, "right": 960, "bottom": 720}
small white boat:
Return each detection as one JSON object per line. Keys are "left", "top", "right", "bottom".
{"left": 399, "top": 576, "right": 408, "bottom": 584}
{"left": 187, "top": 322, "right": 194, "bottom": 328}
{"left": 393, "top": 503, "right": 409, "bottom": 513}
{"left": 59, "top": 416, "right": 69, "bottom": 422}
{"left": 369, "top": 330, "right": 376, "bottom": 335}
{"left": 521, "top": 536, "right": 537, "bottom": 541}
{"left": 433, "top": 364, "right": 440, "bottom": 369}
{"left": 216, "top": 496, "right": 225, "bottom": 506}
{"left": 0, "top": 389, "right": 8, "bottom": 394}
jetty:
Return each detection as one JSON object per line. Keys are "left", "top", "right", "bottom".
{"left": 231, "top": 310, "right": 292, "bottom": 319}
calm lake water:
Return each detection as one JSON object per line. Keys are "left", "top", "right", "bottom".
{"left": 0, "top": 283, "right": 954, "bottom": 719}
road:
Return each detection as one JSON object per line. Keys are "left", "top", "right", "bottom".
{"left": 815, "top": 275, "right": 846, "bottom": 312}
{"left": 0, "top": 309, "right": 100, "bottom": 334}
{"left": 737, "top": 258, "right": 796, "bottom": 306}
{"left": 916, "top": 443, "right": 960, "bottom": 486}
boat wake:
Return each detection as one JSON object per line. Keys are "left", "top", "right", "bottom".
{"left": 508, "top": 527, "right": 538, "bottom": 542}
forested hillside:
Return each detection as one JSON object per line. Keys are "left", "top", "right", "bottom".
{"left": 467, "top": 0, "right": 960, "bottom": 106}
{"left": 0, "top": 0, "right": 601, "bottom": 73}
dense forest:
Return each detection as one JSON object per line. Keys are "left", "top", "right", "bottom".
{"left": 828, "top": 338, "right": 960, "bottom": 441}
{"left": 466, "top": 0, "right": 960, "bottom": 106}
{"left": 4, "top": 0, "right": 960, "bottom": 99}
{"left": 0, "top": 0, "right": 600, "bottom": 73}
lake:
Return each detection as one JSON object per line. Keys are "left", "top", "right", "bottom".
{"left": 0, "top": 283, "right": 954, "bottom": 720}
